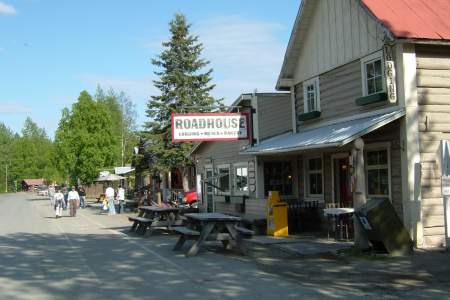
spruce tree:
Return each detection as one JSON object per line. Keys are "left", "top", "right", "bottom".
{"left": 146, "top": 13, "right": 222, "bottom": 190}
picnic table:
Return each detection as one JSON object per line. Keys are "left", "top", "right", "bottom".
{"left": 172, "top": 212, "right": 254, "bottom": 257}
{"left": 129, "top": 206, "right": 183, "bottom": 235}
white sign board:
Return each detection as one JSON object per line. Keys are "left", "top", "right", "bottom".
{"left": 384, "top": 45, "right": 397, "bottom": 104}
{"left": 171, "top": 113, "right": 249, "bottom": 142}
{"left": 441, "top": 140, "right": 450, "bottom": 249}
{"left": 442, "top": 176, "right": 450, "bottom": 196}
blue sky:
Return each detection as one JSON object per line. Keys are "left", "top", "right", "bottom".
{"left": 0, "top": 0, "right": 299, "bottom": 138}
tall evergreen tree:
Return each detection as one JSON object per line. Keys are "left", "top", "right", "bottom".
{"left": 145, "top": 13, "right": 222, "bottom": 190}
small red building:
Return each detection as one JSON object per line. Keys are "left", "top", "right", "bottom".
{"left": 22, "top": 179, "right": 45, "bottom": 191}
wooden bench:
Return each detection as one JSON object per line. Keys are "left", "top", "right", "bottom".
{"left": 234, "top": 225, "right": 254, "bottom": 255}
{"left": 234, "top": 225, "right": 254, "bottom": 239}
{"left": 128, "top": 216, "right": 154, "bottom": 235}
{"left": 173, "top": 227, "right": 200, "bottom": 251}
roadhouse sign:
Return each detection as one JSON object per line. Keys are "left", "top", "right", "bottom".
{"left": 171, "top": 112, "right": 249, "bottom": 142}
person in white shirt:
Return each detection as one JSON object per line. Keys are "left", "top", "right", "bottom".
{"left": 105, "top": 184, "right": 116, "bottom": 215}
{"left": 68, "top": 186, "right": 80, "bottom": 217}
{"left": 48, "top": 185, "right": 55, "bottom": 206}
{"left": 117, "top": 186, "right": 125, "bottom": 214}
{"left": 53, "top": 189, "right": 65, "bottom": 218}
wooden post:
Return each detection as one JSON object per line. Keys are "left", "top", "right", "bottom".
{"left": 353, "top": 138, "right": 370, "bottom": 249}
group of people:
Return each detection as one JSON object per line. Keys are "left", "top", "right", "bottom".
{"left": 103, "top": 184, "right": 125, "bottom": 216}
{"left": 49, "top": 184, "right": 126, "bottom": 218}
{"left": 48, "top": 186, "right": 86, "bottom": 218}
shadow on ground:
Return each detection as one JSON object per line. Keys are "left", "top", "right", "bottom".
{"left": 1, "top": 230, "right": 449, "bottom": 299}
{"left": 240, "top": 241, "right": 450, "bottom": 299}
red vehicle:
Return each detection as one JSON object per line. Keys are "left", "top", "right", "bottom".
{"left": 183, "top": 190, "right": 197, "bottom": 204}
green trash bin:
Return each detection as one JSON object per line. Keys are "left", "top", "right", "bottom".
{"left": 355, "top": 198, "right": 413, "bottom": 256}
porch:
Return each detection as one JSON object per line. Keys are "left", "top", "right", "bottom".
{"left": 239, "top": 108, "right": 405, "bottom": 239}
{"left": 245, "top": 234, "right": 353, "bottom": 257}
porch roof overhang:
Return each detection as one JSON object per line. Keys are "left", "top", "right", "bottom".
{"left": 241, "top": 108, "right": 405, "bottom": 155}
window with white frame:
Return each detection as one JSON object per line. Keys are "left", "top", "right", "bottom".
{"left": 217, "top": 165, "right": 230, "bottom": 194}
{"left": 361, "top": 51, "right": 385, "bottom": 96}
{"left": 233, "top": 163, "right": 248, "bottom": 194}
{"left": 303, "top": 77, "right": 320, "bottom": 113}
{"left": 366, "top": 149, "right": 390, "bottom": 197}
{"left": 306, "top": 157, "right": 323, "bottom": 196}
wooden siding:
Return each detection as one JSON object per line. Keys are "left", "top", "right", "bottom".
{"left": 293, "top": 0, "right": 385, "bottom": 84}
{"left": 257, "top": 94, "right": 292, "bottom": 141}
{"left": 195, "top": 139, "right": 256, "bottom": 215}
{"left": 295, "top": 60, "right": 394, "bottom": 130}
{"left": 363, "top": 121, "right": 403, "bottom": 218}
{"left": 416, "top": 44, "right": 450, "bottom": 247}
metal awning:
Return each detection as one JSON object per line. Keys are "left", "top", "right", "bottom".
{"left": 114, "top": 166, "right": 135, "bottom": 175}
{"left": 242, "top": 108, "right": 405, "bottom": 155}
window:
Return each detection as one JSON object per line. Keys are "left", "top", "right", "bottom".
{"left": 366, "top": 149, "right": 389, "bottom": 197}
{"left": 234, "top": 163, "right": 248, "bottom": 194}
{"left": 303, "top": 77, "right": 320, "bottom": 113}
{"left": 307, "top": 157, "right": 323, "bottom": 196}
{"left": 361, "top": 51, "right": 385, "bottom": 96}
{"left": 217, "top": 165, "right": 230, "bottom": 194}
{"left": 264, "top": 161, "right": 293, "bottom": 196}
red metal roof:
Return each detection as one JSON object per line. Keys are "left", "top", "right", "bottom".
{"left": 362, "top": 0, "right": 450, "bottom": 40}
{"left": 22, "top": 179, "right": 44, "bottom": 186}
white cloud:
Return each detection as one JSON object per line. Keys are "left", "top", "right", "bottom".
{"left": 0, "top": 2, "right": 16, "bottom": 15}
{"left": 193, "top": 15, "right": 287, "bottom": 103}
{"left": 78, "top": 74, "right": 157, "bottom": 101}
{"left": 77, "top": 74, "right": 159, "bottom": 128}
{"left": 0, "top": 103, "right": 31, "bottom": 113}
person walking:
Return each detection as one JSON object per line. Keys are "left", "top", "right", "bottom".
{"left": 68, "top": 186, "right": 80, "bottom": 217}
{"left": 63, "top": 187, "right": 69, "bottom": 210}
{"left": 78, "top": 186, "right": 86, "bottom": 208}
{"left": 105, "top": 184, "right": 116, "bottom": 215}
{"left": 48, "top": 185, "right": 55, "bottom": 206}
{"left": 53, "top": 188, "right": 65, "bottom": 219}
{"left": 117, "top": 185, "right": 125, "bottom": 214}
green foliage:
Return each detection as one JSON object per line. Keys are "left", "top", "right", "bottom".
{"left": 0, "top": 122, "right": 14, "bottom": 192}
{"left": 55, "top": 91, "right": 116, "bottom": 184}
{"left": 0, "top": 118, "right": 62, "bottom": 192}
{"left": 145, "top": 13, "right": 222, "bottom": 172}
{"left": 95, "top": 86, "right": 139, "bottom": 166}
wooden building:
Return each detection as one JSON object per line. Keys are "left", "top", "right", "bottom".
{"left": 22, "top": 179, "right": 45, "bottom": 191}
{"left": 192, "top": 0, "right": 450, "bottom": 248}
{"left": 191, "top": 93, "right": 291, "bottom": 217}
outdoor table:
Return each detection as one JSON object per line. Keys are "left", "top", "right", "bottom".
{"left": 323, "top": 207, "right": 354, "bottom": 240}
{"left": 173, "top": 212, "right": 242, "bottom": 257}
{"left": 129, "top": 206, "right": 183, "bottom": 235}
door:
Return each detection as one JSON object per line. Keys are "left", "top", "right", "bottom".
{"left": 204, "top": 168, "right": 214, "bottom": 212}
{"left": 333, "top": 157, "right": 353, "bottom": 207}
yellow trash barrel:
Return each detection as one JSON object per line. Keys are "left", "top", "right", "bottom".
{"left": 266, "top": 191, "right": 289, "bottom": 237}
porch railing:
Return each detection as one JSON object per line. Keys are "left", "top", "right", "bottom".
{"left": 286, "top": 200, "right": 323, "bottom": 233}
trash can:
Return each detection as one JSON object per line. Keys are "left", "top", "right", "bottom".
{"left": 355, "top": 198, "right": 413, "bottom": 255}
{"left": 267, "top": 191, "right": 289, "bottom": 237}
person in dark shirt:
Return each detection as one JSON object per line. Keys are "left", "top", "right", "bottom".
{"left": 78, "top": 187, "right": 86, "bottom": 208}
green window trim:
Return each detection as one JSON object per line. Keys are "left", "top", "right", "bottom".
{"left": 355, "top": 92, "right": 387, "bottom": 106}
{"left": 298, "top": 110, "right": 321, "bottom": 121}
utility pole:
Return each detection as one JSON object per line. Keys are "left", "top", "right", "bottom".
{"left": 121, "top": 100, "right": 125, "bottom": 167}
{"left": 5, "top": 163, "right": 8, "bottom": 193}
